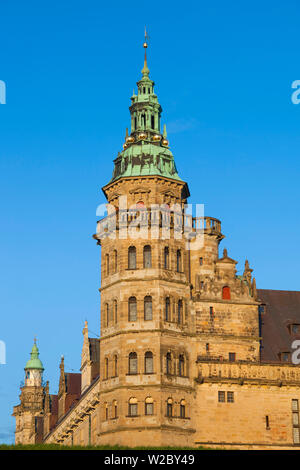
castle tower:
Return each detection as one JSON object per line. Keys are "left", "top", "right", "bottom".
{"left": 13, "top": 340, "right": 45, "bottom": 444}
{"left": 93, "top": 35, "right": 196, "bottom": 447}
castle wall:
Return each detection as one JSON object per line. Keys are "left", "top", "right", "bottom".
{"left": 194, "top": 382, "right": 300, "bottom": 449}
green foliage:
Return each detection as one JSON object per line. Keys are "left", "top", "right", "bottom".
{"left": 0, "top": 443, "right": 213, "bottom": 451}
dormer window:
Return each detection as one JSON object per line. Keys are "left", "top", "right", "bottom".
{"left": 291, "top": 324, "right": 300, "bottom": 335}
{"left": 280, "top": 352, "right": 290, "bottom": 362}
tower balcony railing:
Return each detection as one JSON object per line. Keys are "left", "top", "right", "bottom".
{"left": 94, "top": 208, "right": 222, "bottom": 240}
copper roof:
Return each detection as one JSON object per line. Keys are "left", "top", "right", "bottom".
{"left": 258, "top": 289, "right": 300, "bottom": 363}
{"left": 89, "top": 337, "right": 100, "bottom": 363}
{"left": 65, "top": 372, "right": 81, "bottom": 395}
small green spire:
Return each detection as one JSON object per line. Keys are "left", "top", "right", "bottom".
{"left": 141, "top": 50, "right": 150, "bottom": 78}
{"left": 25, "top": 339, "right": 44, "bottom": 371}
{"left": 163, "top": 124, "right": 167, "bottom": 138}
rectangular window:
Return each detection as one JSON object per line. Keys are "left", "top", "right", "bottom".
{"left": 229, "top": 353, "right": 236, "bottom": 362}
{"left": 180, "top": 405, "right": 186, "bottom": 418}
{"left": 227, "top": 392, "right": 234, "bottom": 403}
{"left": 129, "top": 404, "right": 137, "bottom": 416}
{"left": 129, "top": 299, "right": 137, "bottom": 322}
{"left": 293, "top": 427, "right": 300, "bottom": 445}
{"left": 293, "top": 413, "right": 299, "bottom": 426}
{"left": 292, "top": 399, "right": 299, "bottom": 412}
{"left": 218, "top": 391, "right": 225, "bottom": 403}
{"left": 292, "top": 399, "right": 300, "bottom": 444}
{"left": 282, "top": 352, "right": 290, "bottom": 362}
{"left": 167, "top": 404, "right": 172, "bottom": 417}
{"left": 144, "top": 298, "right": 152, "bottom": 321}
{"left": 145, "top": 356, "right": 153, "bottom": 374}
{"left": 145, "top": 403, "right": 153, "bottom": 415}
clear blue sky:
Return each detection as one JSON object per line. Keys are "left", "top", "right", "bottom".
{"left": 0, "top": 0, "right": 299, "bottom": 444}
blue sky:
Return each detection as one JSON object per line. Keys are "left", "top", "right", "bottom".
{"left": 0, "top": 0, "right": 299, "bottom": 444}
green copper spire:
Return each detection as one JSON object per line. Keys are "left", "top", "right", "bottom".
{"left": 109, "top": 32, "right": 182, "bottom": 184}
{"left": 25, "top": 339, "right": 44, "bottom": 371}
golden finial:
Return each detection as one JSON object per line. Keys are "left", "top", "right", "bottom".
{"left": 143, "top": 27, "right": 149, "bottom": 49}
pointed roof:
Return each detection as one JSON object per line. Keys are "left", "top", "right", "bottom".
{"left": 25, "top": 339, "right": 44, "bottom": 371}
{"left": 106, "top": 32, "right": 186, "bottom": 187}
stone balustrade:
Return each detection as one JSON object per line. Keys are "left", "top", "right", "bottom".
{"left": 196, "top": 358, "right": 300, "bottom": 385}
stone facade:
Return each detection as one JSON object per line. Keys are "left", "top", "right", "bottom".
{"left": 13, "top": 44, "right": 300, "bottom": 449}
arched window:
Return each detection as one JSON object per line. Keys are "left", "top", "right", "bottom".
{"left": 128, "top": 246, "right": 136, "bottom": 269}
{"left": 179, "top": 354, "right": 185, "bottom": 377}
{"left": 104, "top": 357, "right": 108, "bottom": 380}
{"left": 151, "top": 115, "right": 155, "bottom": 129}
{"left": 143, "top": 245, "right": 152, "bottom": 268}
{"left": 105, "top": 254, "right": 109, "bottom": 275}
{"left": 114, "top": 250, "right": 117, "bottom": 273}
{"left": 165, "top": 297, "right": 170, "bottom": 321}
{"left": 166, "top": 352, "right": 172, "bottom": 375}
{"left": 144, "top": 296, "right": 152, "bottom": 321}
{"left": 178, "top": 300, "right": 183, "bottom": 323}
{"left": 134, "top": 116, "right": 137, "bottom": 130}
{"left": 114, "top": 300, "right": 117, "bottom": 324}
{"left": 128, "top": 297, "right": 137, "bottom": 322}
{"left": 128, "top": 352, "right": 138, "bottom": 375}
{"left": 166, "top": 398, "right": 173, "bottom": 417}
{"left": 145, "top": 397, "right": 154, "bottom": 415}
{"left": 222, "top": 286, "right": 231, "bottom": 300}
{"left": 113, "top": 354, "right": 118, "bottom": 377}
{"left": 180, "top": 399, "right": 186, "bottom": 418}
{"left": 144, "top": 351, "right": 153, "bottom": 374}
{"left": 176, "top": 250, "right": 182, "bottom": 272}
{"left": 128, "top": 397, "right": 138, "bottom": 416}
{"left": 164, "top": 247, "right": 169, "bottom": 269}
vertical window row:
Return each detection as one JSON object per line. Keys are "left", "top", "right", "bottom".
{"left": 165, "top": 352, "right": 188, "bottom": 377}
{"left": 128, "top": 351, "right": 154, "bottom": 375}
{"left": 292, "top": 399, "right": 300, "bottom": 444}
{"left": 103, "top": 300, "right": 118, "bottom": 327}
{"left": 103, "top": 250, "right": 118, "bottom": 276}
{"left": 128, "top": 296, "right": 153, "bottom": 322}
{"left": 128, "top": 246, "right": 152, "bottom": 269}
{"left": 164, "top": 297, "right": 185, "bottom": 324}
{"left": 103, "top": 355, "right": 118, "bottom": 380}
{"left": 166, "top": 398, "right": 187, "bottom": 418}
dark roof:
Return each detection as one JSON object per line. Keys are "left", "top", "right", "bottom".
{"left": 50, "top": 394, "right": 58, "bottom": 414}
{"left": 89, "top": 338, "right": 100, "bottom": 363}
{"left": 258, "top": 289, "right": 300, "bottom": 363}
{"left": 65, "top": 373, "right": 81, "bottom": 395}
